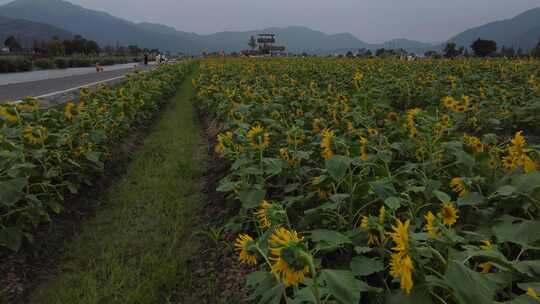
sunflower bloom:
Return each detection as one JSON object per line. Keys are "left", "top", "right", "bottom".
{"left": 480, "top": 240, "right": 493, "bottom": 251}
{"left": 442, "top": 96, "right": 456, "bottom": 109}
{"left": 389, "top": 219, "right": 410, "bottom": 253}
{"left": 253, "top": 200, "right": 272, "bottom": 229}
{"left": 23, "top": 125, "right": 48, "bottom": 145}
{"left": 320, "top": 129, "right": 335, "bottom": 159}
{"left": 246, "top": 124, "right": 270, "bottom": 150}
{"left": 389, "top": 253, "right": 414, "bottom": 294}
{"left": 479, "top": 262, "right": 492, "bottom": 274}
{"left": 450, "top": 177, "right": 468, "bottom": 197}
{"left": 64, "top": 102, "right": 76, "bottom": 121}
{"left": 269, "top": 227, "right": 310, "bottom": 287}
{"left": 234, "top": 234, "right": 257, "bottom": 265}
{"left": 424, "top": 211, "right": 439, "bottom": 237}
{"left": 527, "top": 288, "right": 540, "bottom": 302}
{"left": 378, "top": 206, "right": 386, "bottom": 224}
{"left": 0, "top": 105, "right": 19, "bottom": 123}
{"left": 437, "top": 202, "right": 459, "bottom": 227}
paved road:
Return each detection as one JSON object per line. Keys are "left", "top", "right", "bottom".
{"left": 0, "top": 63, "right": 152, "bottom": 102}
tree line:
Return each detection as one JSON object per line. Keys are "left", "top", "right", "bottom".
{"left": 3, "top": 35, "right": 158, "bottom": 57}
{"left": 433, "top": 38, "right": 540, "bottom": 59}
{"left": 337, "top": 38, "right": 540, "bottom": 59}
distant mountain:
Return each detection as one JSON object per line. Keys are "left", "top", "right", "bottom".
{"left": 0, "top": 15, "right": 73, "bottom": 48}
{"left": 0, "top": 0, "right": 432, "bottom": 54}
{"left": 447, "top": 8, "right": 540, "bottom": 50}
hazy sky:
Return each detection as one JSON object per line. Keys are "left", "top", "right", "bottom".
{"left": 2, "top": 0, "right": 540, "bottom": 42}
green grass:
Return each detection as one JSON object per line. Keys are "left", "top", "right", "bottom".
{"left": 29, "top": 68, "right": 205, "bottom": 304}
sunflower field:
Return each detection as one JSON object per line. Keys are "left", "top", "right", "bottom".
{"left": 0, "top": 61, "right": 192, "bottom": 251}
{"left": 194, "top": 58, "right": 540, "bottom": 303}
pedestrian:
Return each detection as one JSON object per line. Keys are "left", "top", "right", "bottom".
{"left": 156, "top": 54, "right": 161, "bottom": 65}
{"left": 144, "top": 53, "right": 149, "bottom": 66}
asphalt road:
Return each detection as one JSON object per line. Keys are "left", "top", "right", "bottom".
{"left": 0, "top": 64, "right": 151, "bottom": 102}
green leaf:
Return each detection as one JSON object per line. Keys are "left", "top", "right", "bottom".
{"left": 216, "top": 178, "right": 236, "bottom": 192}
{"left": 325, "top": 155, "right": 351, "bottom": 182}
{"left": 259, "top": 284, "right": 285, "bottom": 304}
{"left": 310, "top": 230, "right": 351, "bottom": 251}
{"left": 263, "top": 158, "right": 283, "bottom": 176}
{"left": 513, "top": 260, "right": 540, "bottom": 277}
{"left": 493, "top": 216, "right": 540, "bottom": 247}
{"left": 350, "top": 256, "right": 384, "bottom": 276}
{"left": 433, "top": 190, "right": 451, "bottom": 203}
{"left": 457, "top": 192, "right": 484, "bottom": 206}
{"left": 385, "top": 285, "right": 433, "bottom": 304}
{"left": 384, "top": 196, "right": 401, "bottom": 209}
{"left": 0, "top": 226, "right": 23, "bottom": 251}
{"left": 443, "top": 260, "right": 494, "bottom": 304}
{"left": 0, "top": 177, "right": 27, "bottom": 206}
{"left": 370, "top": 180, "right": 397, "bottom": 200}
{"left": 238, "top": 188, "right": 266, "bottom": 209}
{"left": 246, "top": 271, "right": 283, "bottom": 304}
{"left": 321, "top": 269, "right": 362, "bottom": 304}
{"left": 330, "top": 194, "right": 350, "bottom": 204}
{"left": 512, "top": 172, "right": 540, "bottom": 194}
{"left": 495, "top": 185, "right": 517, "bottom": 197}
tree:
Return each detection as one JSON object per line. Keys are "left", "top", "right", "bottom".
{"left": 85, "top": 40, "right": 100, "bottom": 55}
{"left": 248, "top": 36, "right": 257, "bottom": 50}
{"left": 471, "top": 38, "right": 497, "bottom": 57}
{"left": 443, "top": 43, "right": 464, "bottom": 58}
{"left": 4, "top": 36, "right": 22, "bottom": 52}
{"left": 532, "top": 39, "right": 540, "bottom": 58}
{"left": 127, "top": 45, "right": 141, "bottom": 55}
{"left": 500, "top": 45, "right": 516, "bottom": 58}
{"left": 346, "top": 51, "right": 354, "bottom": 58}
{"left": 424, "top": 50, "right": 440, "bottom": 58}
{"left": 47, "top": 36, "right": 65, "bottom": 56}
{"left": 516, "top": 48, "right": 524, "bottom": 58}
{"left": 375, "top": 48, "right": 386, "bottom": 57}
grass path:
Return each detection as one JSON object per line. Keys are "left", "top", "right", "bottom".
{"left": 29, "top": 67, "right": 206, "bottom": 304}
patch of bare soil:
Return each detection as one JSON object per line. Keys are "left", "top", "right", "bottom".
{"left": 173, "top": 110, "right": 254, "bottom": 304}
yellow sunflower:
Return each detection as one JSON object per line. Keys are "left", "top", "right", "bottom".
{"left": 424, "top": 211, "right": 439, "bottom": 237}
{"left": 320, "top": 129, "right": 335, "bottom": 159}
{"left": 479, "top": 262, "right": 492, "bottom": 274}
{"left": 23, "top": 125, "right": 48, "bottom": 145}
{"left": 480, "top": 240, "right": 493, "bottom": 251}
{"left": 0, "top": 105, "right": 19, "bottom": 123}
{"left": 64, "top": 102, "right": 76, "bottom": 121}
{"left": 234, "top": 233, "right": 258, "bottom": 265}
{"left": 253, "top": 200, "right": 272, "bottom": 229}
{"left": 442, "top": 96, "right": 456, "bottom": 109}
{"left": 378, "top": 206, "right": 386, "bottom": 224}
{"left": 450, "top": 177, "right": 468, "bottom": 197}
{"left": 390, "top": 252, "right": 414, "bottom": 294}
{"left": 389, "top": 219, "right": 410, "bottom": 253}
{"left": 527, "top": 288, "right": 540, "bottom": 302}
{"left": 437, "top": 202, "right": 459, "bottom": 227}
{"left": 246, "top": 124, "right": 270, "bottom": 150}
{"left": 268, "top": 227, "right": 310, "bottom": 287}
{"left": 502, "top": 155, "right": 519, "bottom": 171}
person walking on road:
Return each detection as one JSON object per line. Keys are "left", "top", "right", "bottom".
{"left": 144, "top": 53, "right": 149, "bottom": 66}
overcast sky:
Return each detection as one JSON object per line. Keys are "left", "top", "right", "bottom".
{"left": 2, "top": 0, "right": 540, "bottom": 43}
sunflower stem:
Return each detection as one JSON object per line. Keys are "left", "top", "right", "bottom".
{"left": 298, "top": 251, "right": 321, "bottom": 304}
